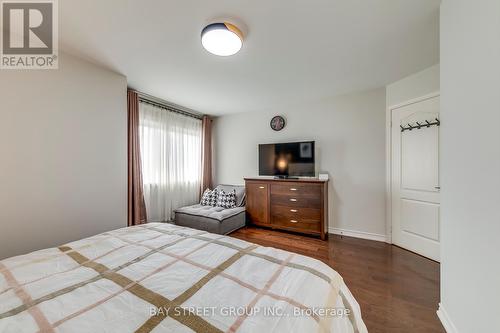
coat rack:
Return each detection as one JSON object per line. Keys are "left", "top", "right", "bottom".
{"left": 400, "top": 118, "right": 440, "bottom": 132}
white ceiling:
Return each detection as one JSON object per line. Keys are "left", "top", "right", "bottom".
{"left": 60, "top": 0, "right": 440, "bottom": 115}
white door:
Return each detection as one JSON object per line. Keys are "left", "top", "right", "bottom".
{"left": 391, "top": 96, "right": 440, "bottom": 261}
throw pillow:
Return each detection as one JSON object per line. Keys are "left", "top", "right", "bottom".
{"left": 216, "top": 189, "right": 237, "bottom": 209}
{"left": 200, "top": 188, "right": 218, "bottom": 206}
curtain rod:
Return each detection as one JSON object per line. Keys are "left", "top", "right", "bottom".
{"left": 133, "top": 90, "right": 204, "bottom": 120}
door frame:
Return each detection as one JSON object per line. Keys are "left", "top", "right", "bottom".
{"left": 385, "top": 91, "right": 440, "bottom": 244}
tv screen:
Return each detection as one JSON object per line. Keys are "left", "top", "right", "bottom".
{"left": 259, "top": 141, "right": 315, "bottom": 177}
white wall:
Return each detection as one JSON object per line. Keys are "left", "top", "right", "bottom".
{"left": 439, "top": 1, "right": 500, "bottom": 332}
{"left": 386, "top": 64, "right": 440, "bottom": 107}
{"left": 0, "top": 52, "right": 128, "bottom": 259}
{"left": 214, "top": 88, "right": 386, "bottom": 239}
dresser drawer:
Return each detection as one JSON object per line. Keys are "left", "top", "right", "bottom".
{"left": 271, "top": 205, "right": 321, "bottom": 221}
{"left": 270, "top": 183, "right": 321, "bottom": 197}
{"left": 271, "top": 214, "right": 321, "bottom": 232}
{"left": 270, "top": 194, "right": 321, "bottom": 209}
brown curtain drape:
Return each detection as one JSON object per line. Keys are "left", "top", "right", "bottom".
{"left": 127, "top": 90, "right": 147, "bottom": 226}
{"left": 200, "top": 115, "right": 213, "bottom": 196}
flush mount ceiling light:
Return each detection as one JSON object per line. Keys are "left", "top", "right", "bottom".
{"left": 201, "top": 22, "right": 243, "bottom": 56}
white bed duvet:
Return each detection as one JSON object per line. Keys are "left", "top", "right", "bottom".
{"left": 0, "top": 223, "right": 367, "bottom": 333}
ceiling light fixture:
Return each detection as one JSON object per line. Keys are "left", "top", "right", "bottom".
{"left": 201, "top": 22, "right": 243, "bottom": 56}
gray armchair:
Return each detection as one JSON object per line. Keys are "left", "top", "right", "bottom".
{"left": 174, "top": 184, "right": 246, "bottom": 235}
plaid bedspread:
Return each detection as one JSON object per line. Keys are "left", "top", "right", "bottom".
{"left": 0, "top": 223, "right": 367, "bottom": 333}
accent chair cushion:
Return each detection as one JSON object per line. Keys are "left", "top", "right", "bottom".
{"left": 174, "top": 204, "right": 245, "bottom": 235}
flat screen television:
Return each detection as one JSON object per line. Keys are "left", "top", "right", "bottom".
{"left": 259, "top": 141, "right": 315, "bottom": 178}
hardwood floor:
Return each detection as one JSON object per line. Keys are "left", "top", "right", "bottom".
{"left": 230, "top": 226, "right": 444, "bottom": 333}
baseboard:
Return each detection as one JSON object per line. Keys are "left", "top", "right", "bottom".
{"left": 328, "top": 227, "right": 387, "bottom": 243}
{"left": 437, "top": 303, "right": 458, "bottom": 333}
{"left": 384, "top": 234, "right": 392, "bottom": 244}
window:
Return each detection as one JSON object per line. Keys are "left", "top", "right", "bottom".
{"left": 139, "top": 101, "right": 202, "bottom": 222}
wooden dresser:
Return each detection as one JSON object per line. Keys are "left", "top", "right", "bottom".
{"left": 244, "top": 178, "right": 329, "bottom": 240}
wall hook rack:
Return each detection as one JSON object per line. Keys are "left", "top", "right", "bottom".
{"left": 401, "top": 118, "right": 440, "bottom": 132}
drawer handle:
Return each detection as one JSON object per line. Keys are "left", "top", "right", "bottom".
{"left": 259, "top": 186, "right": 265, "bottom": 189}
{"left": 290, "top": 220, "right": 298, "bottom": 223}
{"left": 290, "top": 198, "right": 297, "bottom": 202}
{"left": 290, "top": 188, "right": 297, "bottom": 191}
{"left": 290, "top": 209, "right": 298, "bottom": 213}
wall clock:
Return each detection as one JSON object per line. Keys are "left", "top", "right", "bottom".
{"left": 270, "top": 116, "right": 286, "bottom": 131}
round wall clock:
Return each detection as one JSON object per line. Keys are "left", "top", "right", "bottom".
{"left": 270, "top": 116, "right": 286, "bottom": 131}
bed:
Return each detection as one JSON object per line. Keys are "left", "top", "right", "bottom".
{"left": 0, "top": 223, "right": 367, "bottom": 333}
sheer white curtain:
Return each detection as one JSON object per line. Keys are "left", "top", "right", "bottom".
{"left": 139, "top": 102, "right": 202, "bottom": 222}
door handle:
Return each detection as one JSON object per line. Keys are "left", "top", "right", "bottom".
{"left": 290, "top": 220, "right": 298, "bottom": 223}
{"left": 435, "top": 186, "right": 441, "bottom": 190}
{"left": 290, "top": 198, "right": 297, "bottom": 202}
{"left": 259, "top": 186, "right": 265, "bottom": 189}
{"left": 290, "top": 209, "right": 298, "bottom": 213}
